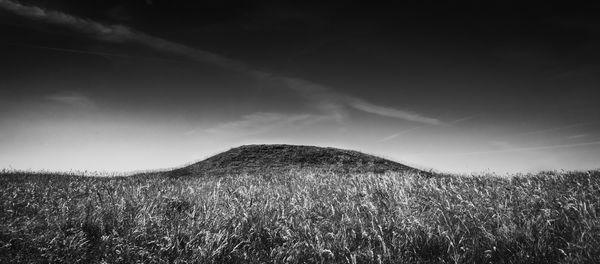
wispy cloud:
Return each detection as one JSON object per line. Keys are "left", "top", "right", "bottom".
{"left": 205, "top": 112, "right": 330, "bottom": 136}
{"left": 449, "top": 115, "right": 478, "bottom": 124}
{"left": 377, "top": 133, "right": 402, "bottom": 143}
{"left": 276, "top": 77, "right": 348, "bottom": 122}
{"left": 278, "top": 77, "right": 442, "bottom": 125}
{"left": 566, "top": 134, "right": 588, "bottom": 139}
{"left": 0, "top": 0, "right": 247, "bottom": 71}
{"left": 4, "top": 41, "right": 177, "bottom": 62}
{"left": 515, "top": 122, "right": 595, "bottom": 136}
{"left": 0, "top": 0, "right": 441, "bottom": 125}
{"left": 348, "top": 98, "right": 442, "bottom": 125}
{"left": 488, "top": 140, "right": 518, "bottom": 150}
{"left": 45, "top": 92, "right": 96, "bottom": 108}
{"left": 377, "top": 127, "right": 420, "bottom": 143}
{"left": 452, "top": 140, "right": 600, "bottom": 156}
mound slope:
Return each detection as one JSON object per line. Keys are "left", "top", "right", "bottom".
{"left": 167, "top": 144, "right": 419, "bottom": 177}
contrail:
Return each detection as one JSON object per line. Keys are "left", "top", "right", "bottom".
{"left": 0, "top": 0, "right": 442, "bottom": 125}
{"left": 449, "top": 115, "right": 477, "bottom": 124}
{"left": 0, "top": 41, "right": 176, "bottom": 61}
{"left": 452, "top": 141, "right": 600, "bottom": 156}
{"left": 515, "top": 122, "right": 595, "bottom": 136}
{"left": 348, "top": 98, "right": 442, "bottom": 126}
{"left": 376, "top": 127, "right": 420, "bottom": 142}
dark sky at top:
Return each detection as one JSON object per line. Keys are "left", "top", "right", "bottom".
{"left": 1, "top": 0, "right": 599, "bottom": 173}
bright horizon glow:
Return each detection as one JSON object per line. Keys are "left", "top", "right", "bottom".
{"left": 1, "top": 107, "right": 598, "bottom": 174}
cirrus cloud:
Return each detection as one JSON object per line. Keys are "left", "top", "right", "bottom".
{"left": 205, "top": 112, "right": 330, "bottom": 136}
{"left": 45, "top": 92, "right": 96, "bottom": 109}
{"left": 0, "top": 0, "right": 442, "bottom": 126}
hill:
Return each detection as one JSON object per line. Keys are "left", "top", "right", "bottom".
{"left": 165, "top": 144, "right": 420, "bottom": 177}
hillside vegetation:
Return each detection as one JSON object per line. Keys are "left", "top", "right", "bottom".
{"left": 155, "top": 145, "right": 420, "bottom": 177}
{"left": 1, "top": 146, "right": 599, "bottom": 263}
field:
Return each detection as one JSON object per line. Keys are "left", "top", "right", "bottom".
{"left": 1, "top": 169, "right": 599, "bottom": 263}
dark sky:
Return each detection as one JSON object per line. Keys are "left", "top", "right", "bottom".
{"left": 1, "top": 0, "right": 600, "bottom": 173}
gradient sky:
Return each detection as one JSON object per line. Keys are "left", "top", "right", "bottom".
{"left": 1, "top": 0, "right": 600, "bottom": 174}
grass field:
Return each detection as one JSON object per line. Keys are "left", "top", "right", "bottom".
{"left": 1, "top": 169, "right": 599, "bottom": 263}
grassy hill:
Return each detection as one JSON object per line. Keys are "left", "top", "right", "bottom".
{"left": 1, "top": 146, "right": 600, "bottom": 263}
{"left": 161, "top": 144, "right": 421, "bottom": 177}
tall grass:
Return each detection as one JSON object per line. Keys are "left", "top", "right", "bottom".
{"left": 1, "top": 170, "right": 599, "bottom": 263}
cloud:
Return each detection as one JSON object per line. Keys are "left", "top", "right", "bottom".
{"left": 205, "top": 112, "right": 329, "bottom": 136}
{"left": 566, "top": 134, "right": 588, "bottom": 139}
{"left": 453, "top": 140, "right": 600, "bottom": 156}
{"left": 277, "top": 77, "right": 348, "bottom": 121}
{"left": 449, "top": 115, "right": 477, "bottom": 124}
{"left": 515, "top": 122, "right": 595, "bottom": 136}
{"left": 348, "top": 98, "right": 442, "bottom": 125}
{"left": 1, "top": 0, "right": 442, "bottom": 125}
{"left": 0, "top": 0, "right": 247, "bottom": 71}
{"left": 377, "top": 133, "right": 401, "bottom": 143}
{"left": 45, "top": 92, "right": 96, "bottom": 108}
{"left": 279, "top": 77, "right": 442, "bottom": 125}
{"left": 9, "top": 42, "right": 175, "bottom": 61}
{"left": 0, "top": 0, "right": 122, "bottom": 39}
{"left": 377, "top": 127, "right": 421, "bottom": 143}
{"left": 488, "top": 140, "right": 518, "bottom": 150}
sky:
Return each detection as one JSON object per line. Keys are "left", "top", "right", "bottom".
{"left": 1, "top": 0, "right": 599, "bottom": 174}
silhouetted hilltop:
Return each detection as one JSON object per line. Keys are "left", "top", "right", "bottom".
{"left": 166, "top": 144, "right": 419, "bottom": 177}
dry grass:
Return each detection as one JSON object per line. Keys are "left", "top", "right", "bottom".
{"left": 1, "top": 169, "right": 599, "bottom": 263}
